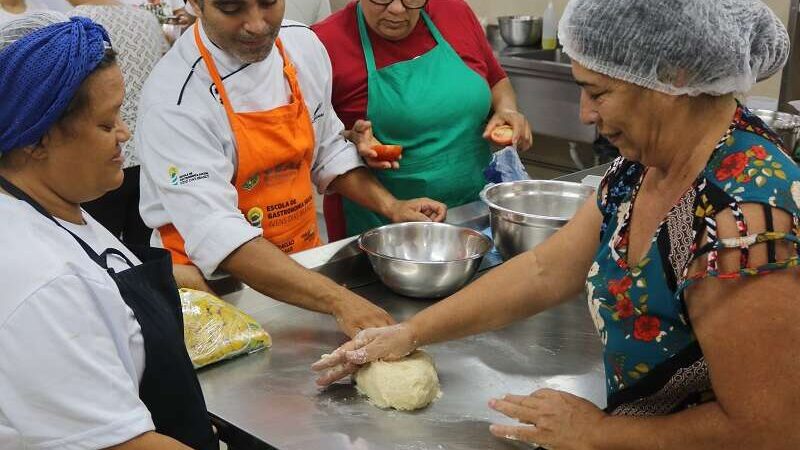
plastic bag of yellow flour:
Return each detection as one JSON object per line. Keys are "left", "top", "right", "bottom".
{"left": 180, "top": 288, "right": 272, "bottom": 368}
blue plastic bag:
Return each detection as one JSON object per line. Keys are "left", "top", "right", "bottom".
{"left": 483, "top": 146, "right": 530, "bottom": 183}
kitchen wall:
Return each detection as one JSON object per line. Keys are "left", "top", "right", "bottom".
{"left": 328, "top": 0, "right": 792, "bottom": 99}
{"left": 470, "top": 0, "right": 791, "bottom": 99}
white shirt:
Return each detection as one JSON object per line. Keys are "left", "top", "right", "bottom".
{"left": 284, "top": 0, "right": 331, "bottom": 25}
{"left": 27, "top": 0, "right": 71, "bottom": 12}
{"left": 0, "top": 194, "right": 151, "bottom": 449}
{"left": 137, "top": 20, "right": 363, "bottom": 277}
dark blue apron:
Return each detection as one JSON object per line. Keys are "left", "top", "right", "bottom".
{"left": 0, "top": 175, "right": 218, "bottom": 450}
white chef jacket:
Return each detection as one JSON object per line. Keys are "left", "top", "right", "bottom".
{"left": 137, "top": 20, "right": 363, "bottom": 278}
{"left": 0, "top": 195, "right": 151, "bottom": 449}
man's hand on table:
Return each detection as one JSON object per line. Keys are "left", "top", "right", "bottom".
{"left": 312, "top": 323, "right": 418, "bottom": 386}
{"left": 331, "top": 294, "right": 395, "bottom": 338}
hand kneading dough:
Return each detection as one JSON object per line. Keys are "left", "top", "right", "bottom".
{"left": 354, "top": 351, "right": 441, "bottom": 411}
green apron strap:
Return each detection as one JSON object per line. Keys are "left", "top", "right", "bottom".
{"left": 419, "top": 10, "right": 446, "bottom": 46}
{"left": 356, "top": 3, "right": 378, "bottom": 74}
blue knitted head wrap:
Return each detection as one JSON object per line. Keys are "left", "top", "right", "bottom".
{"left": 0, "top": 16, "right": 111, "bottom": 155}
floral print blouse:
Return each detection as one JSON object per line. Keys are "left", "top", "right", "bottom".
{"left": 588, "top": 105, "right": 800, "bottom": 415}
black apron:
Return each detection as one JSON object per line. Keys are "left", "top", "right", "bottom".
{"left": 0, "top": 175, "right": 218, "bottom": 450}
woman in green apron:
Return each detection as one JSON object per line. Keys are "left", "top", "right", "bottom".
{"left": 313, "top": 0, "right": 533, "bottom": 238}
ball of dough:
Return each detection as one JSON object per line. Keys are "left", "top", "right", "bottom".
{"left": 354, "top": 350, "right": 441, "bottom": 411}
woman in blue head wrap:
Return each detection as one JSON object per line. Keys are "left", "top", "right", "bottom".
{"left": 0, "top": 12, "right": 217, "bottom": 450}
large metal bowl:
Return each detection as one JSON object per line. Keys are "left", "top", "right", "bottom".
{"left": 480, "top": 180, "right": 594, "bottom": 260}
{"left": 498, "top": 15, "right": 542, "bottom": 47}
{"left": 358, "top": 222, "right": 493, "bottom": 298}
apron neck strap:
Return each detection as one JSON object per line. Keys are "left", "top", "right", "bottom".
{"left": 356, "top": 3, "right": 443, "bottom": 74}
{"left": 0, "top": 174, "right": 134, "bottom": 271}
{"left": 194, "top": 23, "right": 237, "bottom": 119}
{"left": 193, "top": 23, "right": 302, "bottom": 116}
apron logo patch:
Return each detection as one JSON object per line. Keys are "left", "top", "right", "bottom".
{"left": 242, "top": 174, "right": 260, "bottom": 191}
{"left": 247, "top": 207, "right": 264, "bottom": 227}
{"left": 278, "top": 239, "right": 295, "bottom": 253}
{"left": 301, "top": 229, "right": 316, "bottom": 242}
{"left": 168, "top": 165, "right": 210, "bottom": 186}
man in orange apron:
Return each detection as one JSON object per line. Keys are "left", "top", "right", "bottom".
{"left": 136, "top": 0, "right": 446, "bottom": 337}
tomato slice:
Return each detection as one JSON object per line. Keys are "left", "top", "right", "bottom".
{"left": 372, "top": 144, "right": 403, "bottom": 162}
{"left": 490, "top": 125, "right": 514, "bottom": 146}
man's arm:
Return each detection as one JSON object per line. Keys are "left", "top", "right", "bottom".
{"left": 329, "top": 167, "right": 446, "bottom": 224}
{"left": 220, "top": 236, "right": 394, "bottom": 337}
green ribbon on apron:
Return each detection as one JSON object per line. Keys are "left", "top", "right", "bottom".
{"left": 344, "top": 3, "right": 492, "bottom": 236}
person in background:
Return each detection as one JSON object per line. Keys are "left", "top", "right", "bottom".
{"left": 313, "top": 0, "right": 533, "bottom": 240}
{"left": 0, "top": 0, "right": 39, "bottom": 24}
{"left": 69, "top": 0, "right": 169, "bottom": 247}
{"left": 169, "top": 0, "right": 334, "bottom": 38}
{"left": 285, "top": 0, "right": 330, "bottom": 24}
{"left": 0, "top": 12, "right": 216, "bottom": 449}
{"left": 314, "top": 1, "right": 800, "bottom": 449}
{"left": 136, "top": 0, "right": 446, "bottom": 337}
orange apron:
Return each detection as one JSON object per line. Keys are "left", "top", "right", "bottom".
{"left": 160, "top": 25, "right": 320, "bottom": 265}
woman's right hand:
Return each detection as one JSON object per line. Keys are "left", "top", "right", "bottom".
{"left": 344, "top": 120, "right": 401, "bottom": 170}
{"left": 312, "top": 323, "right": 418, "bottom": 386}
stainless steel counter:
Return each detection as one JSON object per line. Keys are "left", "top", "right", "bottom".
{"left": 198, "top": 166, "right": 610, "bottom": 450}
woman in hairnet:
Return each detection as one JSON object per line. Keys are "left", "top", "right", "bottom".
{"left": 313, "top": 1, "right": 800, "bottom": 448}
{"left": 0, "top": 12, "right": 216, "bottom": 450}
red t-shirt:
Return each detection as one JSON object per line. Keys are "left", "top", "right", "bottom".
{"left": 312, "top": 0, "right": 507, "bottom": 130}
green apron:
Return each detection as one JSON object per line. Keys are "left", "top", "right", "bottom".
{"left": 343, "top": 4, "right": 492, "bottom": 236}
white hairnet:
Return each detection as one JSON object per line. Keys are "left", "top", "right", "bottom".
{"left": 558, "top": 0, "right": 790, "bottom": 96}
{"left": 0, "top": 11, "right": 70, "bottom": 51}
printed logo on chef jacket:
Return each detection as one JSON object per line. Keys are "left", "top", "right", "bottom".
{"left": 242, "top": 173, "right": 260, "bottom": 191}
{"left": 247, "top": 207, "right": 265, "bottom": 227}
{"left": 168, "top": 165, "right": 180, "bottom": 186}
{"left": 167, "top": 165, "right": 210, "bottom": 186}
{"left": 311, "top": 103, "right": 324, "bottom": 124}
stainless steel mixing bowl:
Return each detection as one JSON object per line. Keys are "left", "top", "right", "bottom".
{"left": 358, "top": 222, "right": 493, "bottom": 298}
{"left": 498, "top": 15, "right": 542, "bottom": 47}
{"left": 480, "top": 180, "right": 594, "bottom": 260}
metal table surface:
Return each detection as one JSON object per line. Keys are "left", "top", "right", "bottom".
{"left": 198, "top": 166, "right": 610, "bottom": 450}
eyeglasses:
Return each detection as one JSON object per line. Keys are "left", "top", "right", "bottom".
{"left": 367, "top": 0, "right": 429, "bottom": 10}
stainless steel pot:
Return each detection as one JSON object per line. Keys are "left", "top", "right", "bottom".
{"left": 498, "top": 15, "right": 542, "bottom": 47}
{"left": 359, "top": 222, "right": 492, "bottom": 299}
{"left": 480, "top": 180, "right": 594, "bottom": 260}
{"left": 752, "top": 109, "right": 800, "bottom": 159}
